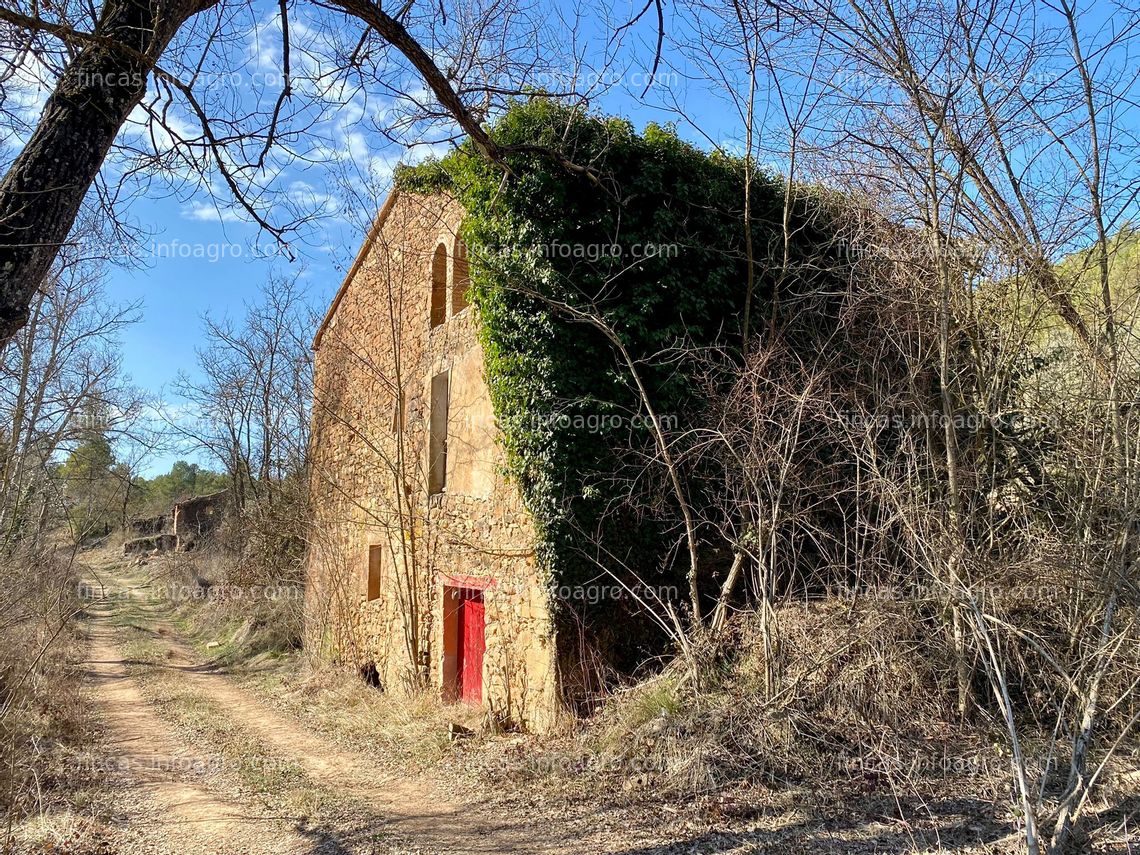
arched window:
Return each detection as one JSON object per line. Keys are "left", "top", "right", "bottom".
{"left": 452, "top": 238, "right": 470, "bottom": 314}
{"left": 430, "top": 243, "right": 447, "bottom": 328}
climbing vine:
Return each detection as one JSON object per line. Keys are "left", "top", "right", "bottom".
{"left": 397, "top": 100, "right": 852, "bottom": 665}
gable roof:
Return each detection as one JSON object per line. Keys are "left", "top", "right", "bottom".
{"left": 312, "top": 189, "right": 401, "bottom": 350}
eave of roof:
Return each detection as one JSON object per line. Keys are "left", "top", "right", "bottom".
{"left": 312, "top": 188, "right": 401, "bottom": 350}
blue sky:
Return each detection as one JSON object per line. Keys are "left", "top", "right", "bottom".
{"left": 7, "top": 0, "right": 1136, "bottom": 475}
{"left": 112, "top": 193, "right": 349, "bottom": 396}
{"left": 88, "top": 1, "right": 740, "bottom": 474}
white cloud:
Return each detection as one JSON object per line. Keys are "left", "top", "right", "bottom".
{"left": 182, "top": 200, "right": 244, "bottom": 222}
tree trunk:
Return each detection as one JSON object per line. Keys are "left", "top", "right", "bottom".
{"left": 0, "top": 0, "right": 213, "bottom": 342}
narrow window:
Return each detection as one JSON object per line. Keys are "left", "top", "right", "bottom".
{"left": 367, "top": 544, "right": 383, "bottom": 601}
{"left": 428, "top": 371, "right": 449, "bottom": 494}
{"left": 390, "top": 388, "right": 404, "bottom": 433}
{"left": 452, "top": 238, "right": 470, "bottom": 315}
{"left": 430, "top": 243, "right": 447, "bottom": 328}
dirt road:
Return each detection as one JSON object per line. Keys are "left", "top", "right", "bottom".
{"left": 79, "top": 562, "right": 601, "bottom": 855}
{"left": 84, "top": 595, "right": 315, "bottom": 854}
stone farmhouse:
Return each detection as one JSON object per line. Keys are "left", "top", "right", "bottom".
{"left": 305, "top": 190, "right": 559, "bottom": 730}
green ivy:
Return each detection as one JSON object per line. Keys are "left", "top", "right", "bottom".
{"left": 398, "top": 101, "right": 851, "bottom": 666}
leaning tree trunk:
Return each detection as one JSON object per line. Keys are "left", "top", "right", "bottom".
{"left": 0, "top": 0, "right": 216, "bottom": 342}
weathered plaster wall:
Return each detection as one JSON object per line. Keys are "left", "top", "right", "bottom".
{"left": 305, "top": 191, "right": 559, "bottom": 730}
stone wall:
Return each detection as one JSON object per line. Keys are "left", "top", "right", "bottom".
{"left": 172, "top": 490, "right": 228, "bottom": 549}
{"left": 124, "top": 491, "right": 227, "bottom": 556}
{"left": 127, "top": 513, "right": 169, "bottom": 537}
{"left": 124, "top": 533, "right": 177, "bottom": 555}
{"left": 306, "top": 191, "right": 560, "bottom": 731}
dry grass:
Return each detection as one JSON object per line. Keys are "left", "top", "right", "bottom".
{"left": 145, "top": 547, "right": 303, "bottom": 666}
{"left": 139, "top": 547, "right": 476, "bottom": 771}
{"left": 247, "top": 663, "right": 485, "bottom": 770}
{"left": 565, "top": 599, "right": 961, "bottom": 797}
{"left": 437, "top": 597, "right": 973, "bottom": 818}
{"left": 106, "top": 539, "right": 1138, "bottom": 852}
{"left": 97, "top": 550, "right": 1139, "bottom": 852}
{"left": 224, "top": 595, "right": 1003, "bottom": 811}
{"left": 0, "top": 547, "right": 99, "bottom": 846}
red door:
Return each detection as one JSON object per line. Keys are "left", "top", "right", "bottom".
{"left": 455, "top": 589, "right": 485, "bottom": 703}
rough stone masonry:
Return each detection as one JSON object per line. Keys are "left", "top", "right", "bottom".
{"left": 305, "top": 190, "right": 559, "bottom": 730}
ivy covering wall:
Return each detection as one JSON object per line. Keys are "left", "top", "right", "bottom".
{"left": 397, "top": 101, "right": 854, "bottom": 676}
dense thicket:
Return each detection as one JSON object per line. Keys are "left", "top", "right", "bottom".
{"left": 398, "top": 101, "right": 902, "bottom": 679}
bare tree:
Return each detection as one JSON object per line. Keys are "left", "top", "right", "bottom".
{"left": 173, "top": 279, "right": 313, "bottom": 467}
{"left": 759, "top": 1, "right": 1140, "bottom": 848}
{"left": 0, "top": 0, "right": 609, "bottom": 343}
{"left": 0, "top": 219, "right": 141, "bottom": 549}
